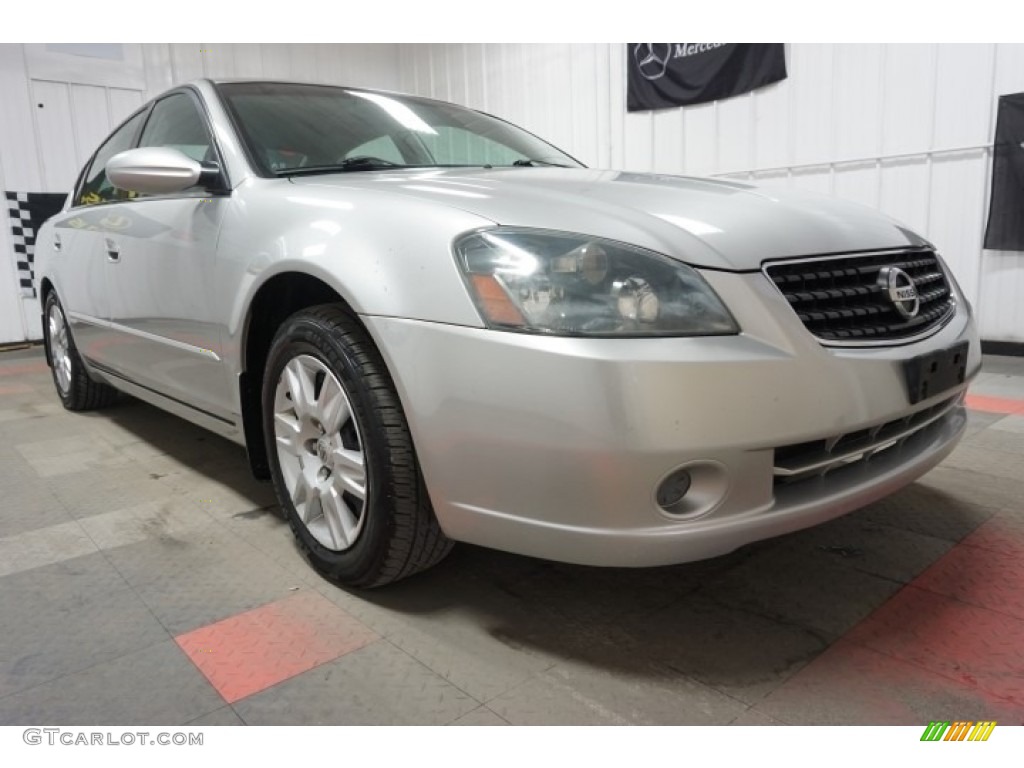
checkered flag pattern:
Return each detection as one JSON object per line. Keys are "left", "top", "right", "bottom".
{"left": 5, "top": 191, "right": 67, "bottom": 299}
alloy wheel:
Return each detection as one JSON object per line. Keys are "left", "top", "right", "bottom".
{"left": 47, "top": 303, "right": 72, "bottom": 395}
{"left": 272, "top": 354, "right": 368, "bottom": 551}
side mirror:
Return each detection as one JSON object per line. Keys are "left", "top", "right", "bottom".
{"left": 106, "top": 147, "right": 218, "bottom": 195}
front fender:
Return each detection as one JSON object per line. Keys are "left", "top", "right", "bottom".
{"left": 218, "top": 181, "right": 494, "bottom": 366}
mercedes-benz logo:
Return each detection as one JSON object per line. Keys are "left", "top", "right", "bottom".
{"left": 878, "top": 266, "right": 920, "bottom": 320}
{"left": 634, "top": 43, "right": 671, "bottom": 81}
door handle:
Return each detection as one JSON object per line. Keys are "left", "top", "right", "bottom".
{"left": 105, "top": 238, "right": 120, "bottom": 263}
{"left": 53, "top": 233, "right": 62, "bottom": 252}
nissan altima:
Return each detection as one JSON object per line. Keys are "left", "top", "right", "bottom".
{"left": 35, "top": 79, "right": 980, "bottom": 586}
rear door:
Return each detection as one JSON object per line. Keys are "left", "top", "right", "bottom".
{"left": 99, "top": 89, "right": 234, "bottom": 421}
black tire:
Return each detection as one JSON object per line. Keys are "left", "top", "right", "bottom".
{"left": 43, "top": 292, "right": 119, "bottom": 411}
{"left": 261, "top": 304, "right": 452, "bottom": 588}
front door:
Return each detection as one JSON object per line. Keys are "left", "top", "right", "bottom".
{"left": 99, "top": 90, "right": 234, "bottom": 421}
{"left": 55, "top": 107, "right": 150, "bottom": 366}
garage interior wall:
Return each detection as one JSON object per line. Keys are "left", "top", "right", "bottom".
{"left": 0, "top": 43, "right": 400, "bottom": 344}
{"left": 397, "top": 43, "right": 1024, "bottom": 345}
{"left": 2, "top": 43, "right": 1023, "bottom": 346}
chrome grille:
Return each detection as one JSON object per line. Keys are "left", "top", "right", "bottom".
{"left": 764, "top": 249, "right": 955, "bottom": 344}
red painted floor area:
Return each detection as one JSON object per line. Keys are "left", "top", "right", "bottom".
{"left": 751, "top": 394, "right": 1024, "bottom": 723}
{"left": 965, "top": 393, "right": 1024, "bottom": 415}
{"left": 845, "top": 585, "right": 1024, "bottom": 704}
{"left": 758, "top": 638, "right": 1023, "bottom": 724}
{"left": 175, "top": 590, "right": 378, "bottom": 703}
{"left": 763, "top": 504, "right": 1024, "bottom": 722}
{"left": 0, "top": 384, "right": 33, "bottom": 395}
{"left": 761, "top": 571, "right": 1024, "bottom": 721}
{"left": 914, "top": 541, "right": 1024, "bottom": 620}
{"left": 0, "top": 361, "right": 48, "bottom": 377}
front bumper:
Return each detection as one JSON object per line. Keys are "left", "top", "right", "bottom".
{"left": 364, "top": 270, "right": 981, "bottom": 567}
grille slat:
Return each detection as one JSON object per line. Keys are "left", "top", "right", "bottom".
{"left": 774, "top": 395, "right": 960, "bottom": 483}
{"left": 765, "top": 250, "right": 955, "bottom": 343}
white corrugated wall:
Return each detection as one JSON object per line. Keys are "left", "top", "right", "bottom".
{"left": 0, "top": 43, "right": 401, "bottom": 343}
{"left": 396, "top": 43, "right": 1024, "bottom": 344}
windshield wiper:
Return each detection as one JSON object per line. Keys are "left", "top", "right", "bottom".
{"left": 276, "top": 158, "right": 549, "bottom": 177}
{"left": 511, "top": 158, "right": 572, "bottom": 168}
{"left": 275, "top": 157, "right": 412, "bottom": 177}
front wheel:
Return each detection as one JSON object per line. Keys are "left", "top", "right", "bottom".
{"left": 262, "top": 305, "right": 452, "bottom": 587}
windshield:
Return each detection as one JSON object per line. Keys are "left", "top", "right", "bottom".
{"left": 216, "top": 81, "right": 583, "bottom": 176}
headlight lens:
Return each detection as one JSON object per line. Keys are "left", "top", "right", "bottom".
{"left": 453, "top": 228, "right": 738, "bottom": 336}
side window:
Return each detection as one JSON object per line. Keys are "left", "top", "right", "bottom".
{"left": 138, "top": 92, "right": 214, "bottom": 165}
{"left": 418, "top": 126, "right": 523, "bottom": 166}
{"left": 344, "top": 135, "right": 404, "bottom": 164}
{"left": 74, "top": 110, "right": 147, "bottom": 207}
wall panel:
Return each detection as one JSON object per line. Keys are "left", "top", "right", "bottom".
{"left": 933, "top": 44, "right": 994, "bottom": 149}
{"left": 929, "top": 154, "right": 989, "bottom": 306}
{"left": 651, "top": 107, "right": 683, "bottom": 175}
{"left": 31, "top": 81, "right": 79, "bottom": 192}
{"left": 288, "top": 46, "right": 318, "bottom": 82}
{"left": 68, "top": 84, "right": 110, "bottom": 165}
{"left": 790, "top": 44, "right": 834, "bottom": 166}
{"left": 881, "top": 45, "right": 937, "bottom": 156}
{"left": 169, "top": 43, "right": 204, "bottom": 84}
{"left": 199, "top": 45, "right": 237, "bottom": 80}
{"left": 140, "top": 44, "right": 174, "bottom": 99}
{"left": 682, "top": 103, "right": 716, "bottom": 176}
{"left": 25, "top": 44, "right": 145, "bottom": 90}
{"left": 108, "top": 88, "right": 144, "bottom": 125}
{"left": 717, "top": 94, "right": 753, "bottom": 173}
{"left": 979, "top": 255, "right": 1024, "bottom": 342}
{"left": 0, "top": 45, "right": 42, "bottom": 192}
{"left": 259, "top": 44, "right": 292, "bottom": 80}
{"left": 789, "top": 167, "right": 831, "bottom": 196}
{"left": 833, "top": 163, "right": 878, "bottom": 210}
{"left": 622, "top": 109, "right": 652, "bottom": 172}
{"left": 833, "top": 44, "right": 883, "bottom": 161}
{"left": 752, "top": 77, "right": 789, "bottom": 171}
{"left": 232, "top": 44, "right": 264, "bottom": 80}
{"left": 879, "top": 159, "right": 930, "bottom": 235}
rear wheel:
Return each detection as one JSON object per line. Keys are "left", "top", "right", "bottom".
{"left": 262, "top": 304, "right": 452, "bottom": 587}
{"left": 44, "top": 292, "right": 118, "bottom": 411}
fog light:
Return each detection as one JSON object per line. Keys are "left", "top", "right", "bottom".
{"left": 656, "top": 469, "right": 692, "bottom": 511}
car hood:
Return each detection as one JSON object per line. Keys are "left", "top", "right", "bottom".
{"left": 291, "top": 168, "right": 928, "bottom": 271}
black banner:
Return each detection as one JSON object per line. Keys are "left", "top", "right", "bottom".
{"left": 627, "top": 43, "right": 787, "bottom": 112}
{"left": 984, "top": 92, "right": 1024, "bottom": 251}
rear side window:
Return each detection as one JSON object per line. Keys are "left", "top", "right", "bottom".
{"left": 74, "top": 110, "right": 147, "bottom": 207}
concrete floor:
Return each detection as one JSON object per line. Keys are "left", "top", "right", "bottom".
{"left": 1, "top": 345, "right": 1023, "bottom": 726}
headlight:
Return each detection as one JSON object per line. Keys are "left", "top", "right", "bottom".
{"left": 453, "top": 228, "right": 739, "bottom": 336}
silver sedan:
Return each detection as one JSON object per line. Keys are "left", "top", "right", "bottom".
{"left": 35, "top": 79, "right": 980, "bottom": 586}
